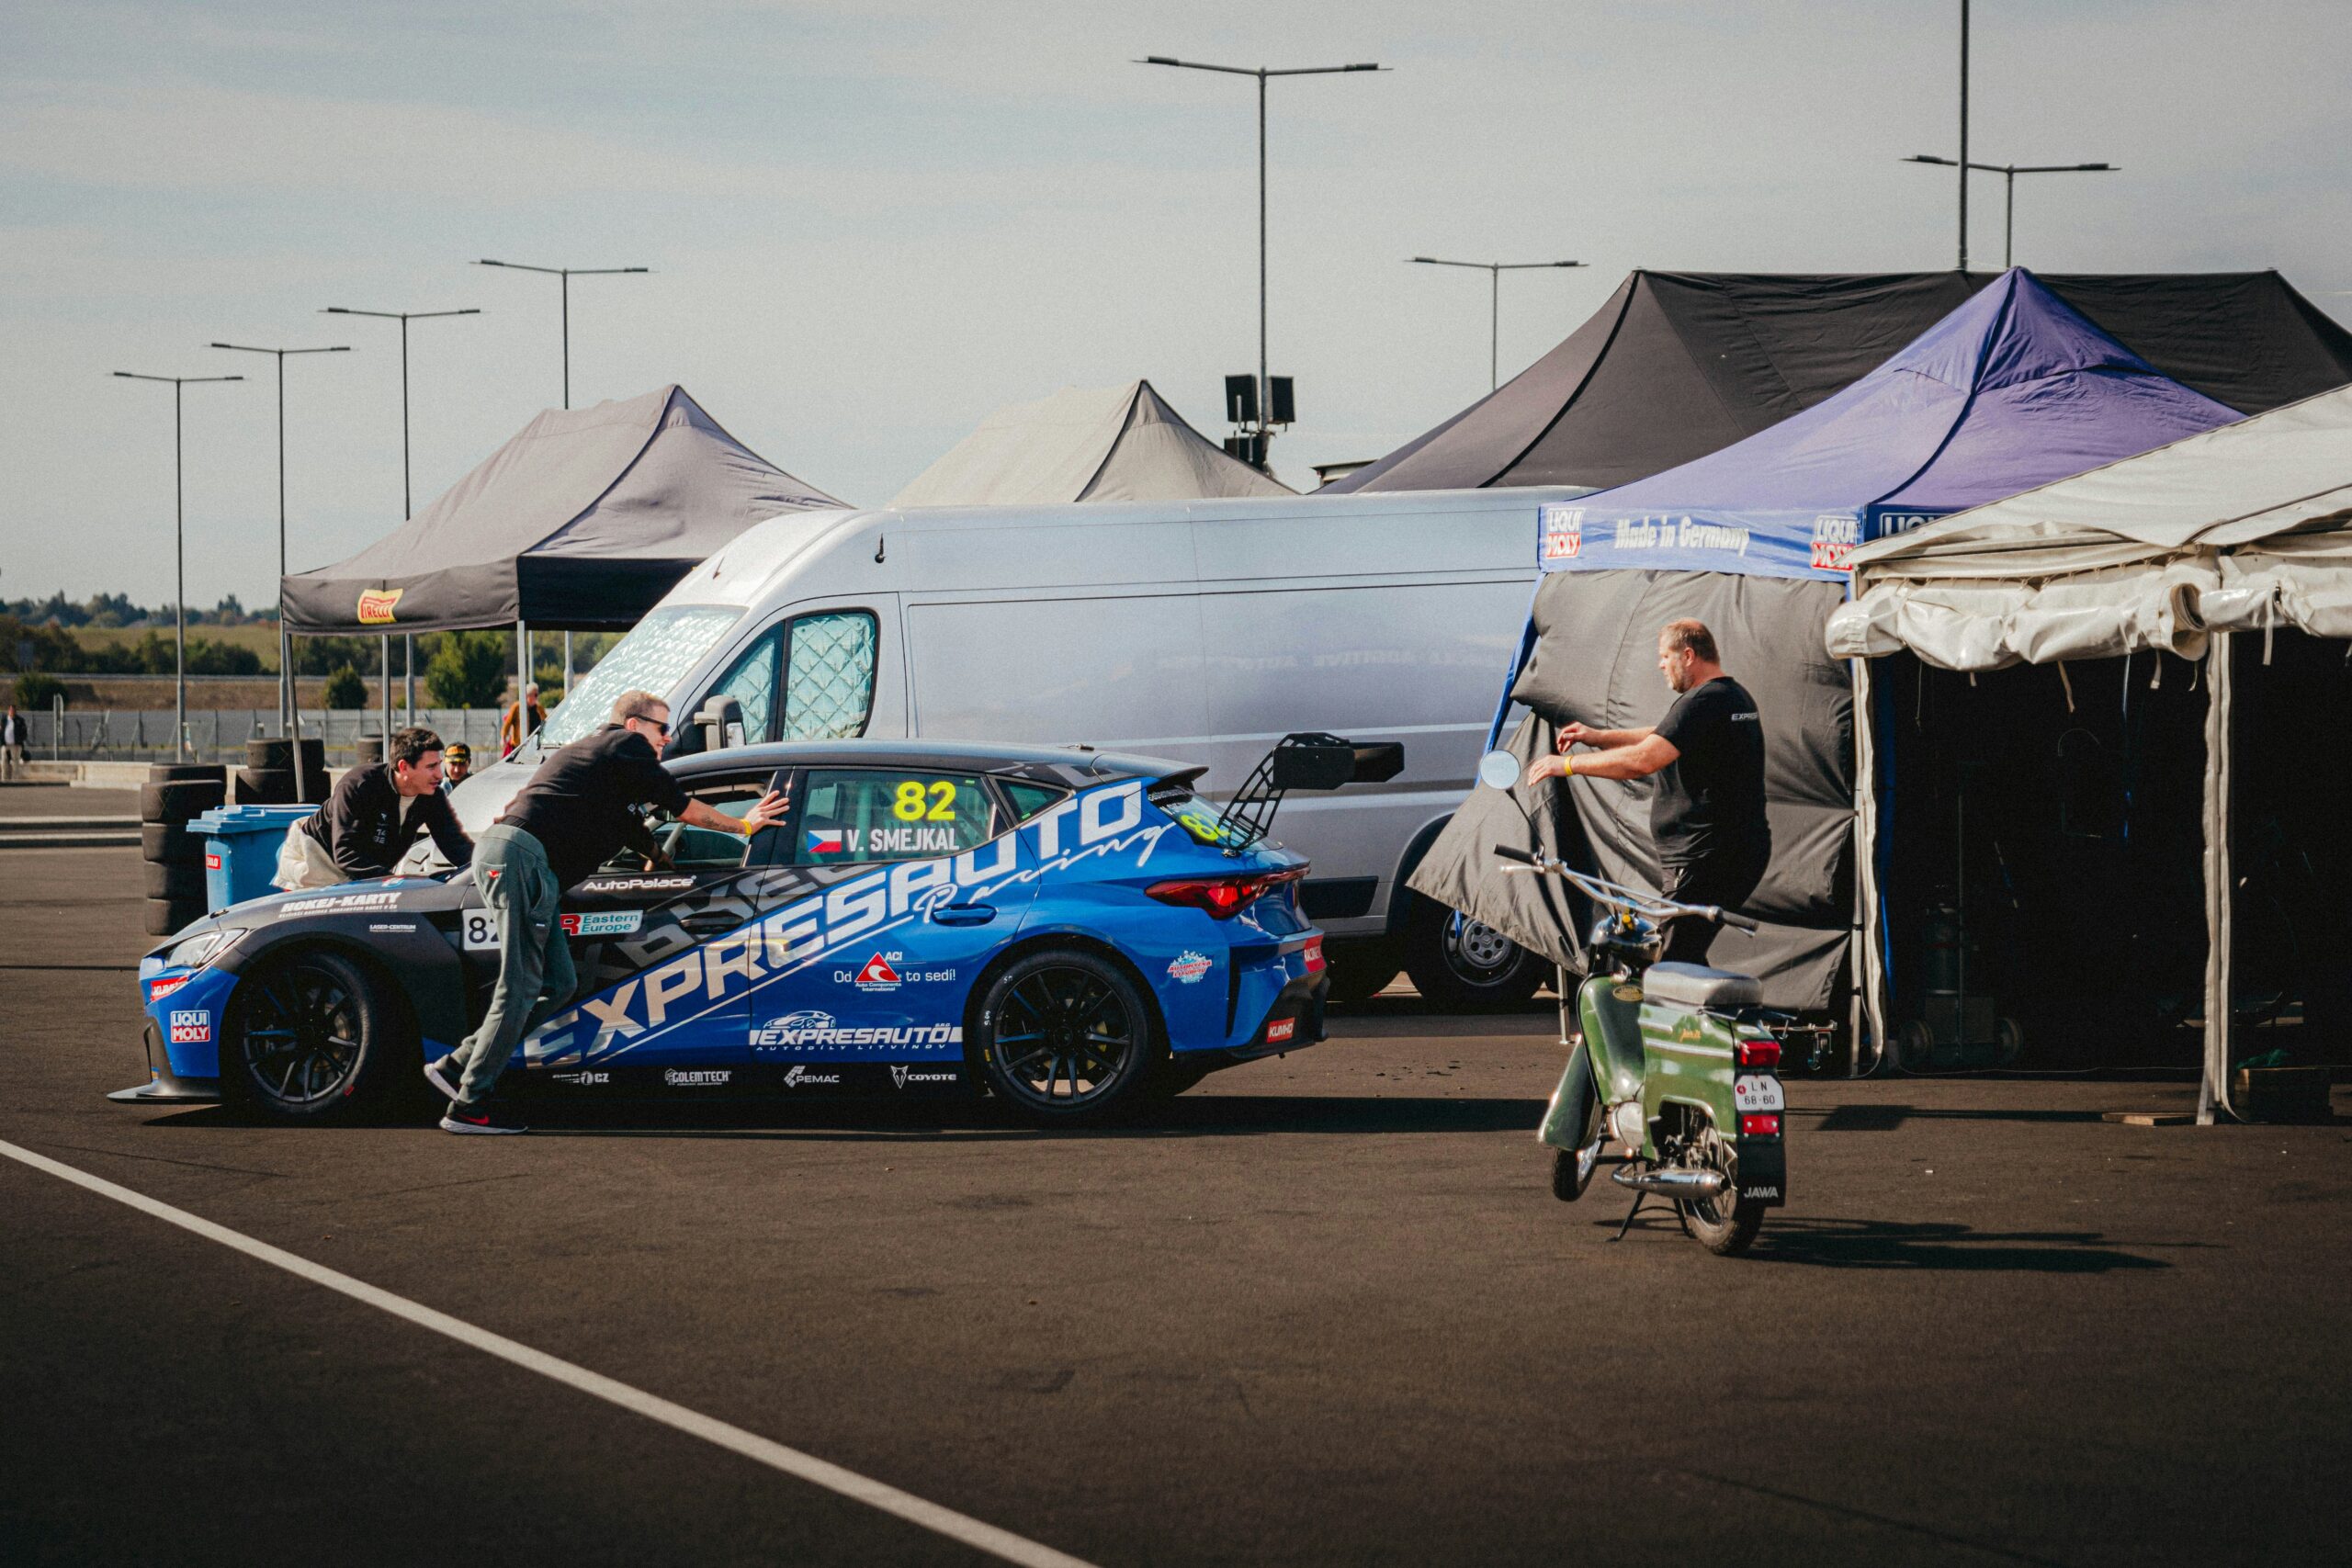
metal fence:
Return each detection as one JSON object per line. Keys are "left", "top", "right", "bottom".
{"left": 23, "top": 706, "right": 510, "bottom": 765}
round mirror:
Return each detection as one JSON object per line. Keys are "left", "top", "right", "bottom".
{"left": 1476, "top": 750, "right": 1521, "bottom": 791}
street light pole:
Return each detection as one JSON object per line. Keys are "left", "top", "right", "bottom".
{"left": 1138, "top": 55, "right": 1384, "bottom": 465}
{"left": 472, "top": 258, "right": 650, "bottom": 411}
{"left": 112, "top": 371, "right": 243, "bottom": 760}
{"left": 1409, "top": 257, "right": 1586, "bottom": 390}
{"left": 322, "top": 306, "right": 479, "bottom": 736}
{"left": 1959, "top": 0, "right": 1969, "bottom": 270}
{"left": 1902, "top": 156, "right": 2116, "bottom": 268}
{"left": 209, "top": 343, "right": 349, "bottom": 737}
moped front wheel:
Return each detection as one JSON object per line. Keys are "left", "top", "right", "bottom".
{"left": 1546, "top": 1037, "right": 1603, "bottom": 1202}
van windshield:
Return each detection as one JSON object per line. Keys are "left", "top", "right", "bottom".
{"left": 537, "top": 605, "right": 744, "bottom": 749}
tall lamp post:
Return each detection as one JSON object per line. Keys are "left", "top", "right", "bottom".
{"left": 473, "top": 257, "right": 650, "bottom": 701}
{"left": 111, "top": 371, "right": 243, "bottom": 759}
{"left": 209, "top": 342, "right": 350, "bottom": 738}
{"left": 1136, "top": 54, "right": 1384, "bottom": 469}
{"left": 1408, "top": 256, "right": 1586, "bottom": 390}
{"left": 321, "top": 305, "right": 479, "bottom": 737}
{"left": 1901, "top": 155, "right": 2116, "bottom": 269}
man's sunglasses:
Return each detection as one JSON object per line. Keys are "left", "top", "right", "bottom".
{"left": 634, "top": 716, "right": 671, "bottom": 736}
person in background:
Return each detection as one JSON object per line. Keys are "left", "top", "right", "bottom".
{"left": 424, "top": 689, "right": 788, "bottom": 1134}
{"left": 0, "top": 704, "right": 27, "bottom": 782}
{"left": 441, "top": 741, "right": 472, "bottom": 792}
{"left": 500, "top": 682, "right": 545, "bottom": 758}
{"left": 1523, "top": 617, "right": 1770, "bottom": 966}
{"left": 273, "top": 726, "right": 473, "bottom": 891}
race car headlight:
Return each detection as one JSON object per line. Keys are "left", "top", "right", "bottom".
{"left": 164, "top": 929, "right": 237, "bottom": 970}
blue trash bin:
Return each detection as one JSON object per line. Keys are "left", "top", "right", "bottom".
{"left": 190, "top": 805, "right": 316, "bottom": 914}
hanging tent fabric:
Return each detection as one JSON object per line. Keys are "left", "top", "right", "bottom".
{"left": 1829, "top": 383, "right": 2352, "bottom": 1116}
{"left": 1328, "top": 270, "right": 2352, "bottom": 495}
{"left": 283, "top": 385, "right": 845, "bottom": 634}
{"left": 891, "top": 380, "right": 1292, "bottom": 508}
{"left": 1407, "top": 269, "right": 2246, "bottom": 1014}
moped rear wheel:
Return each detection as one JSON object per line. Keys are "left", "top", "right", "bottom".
{"left": 1680, "top": 1126, "right": 1765, "bottom": 1256}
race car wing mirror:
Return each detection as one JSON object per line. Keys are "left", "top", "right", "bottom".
{"left": 1477, "top": 750, "right": 1521, "bottom": 790}
{"left": 695, "top": 696, "right": 745, "bottom": 753}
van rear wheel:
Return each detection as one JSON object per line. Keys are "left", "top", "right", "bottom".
{"left": 1401, "top": 893, "right": 1543, "bottom": 1008}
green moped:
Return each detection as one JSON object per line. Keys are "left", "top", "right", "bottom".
{"left": 1491, "top": 844, "right": 1790, "bottom": 1256}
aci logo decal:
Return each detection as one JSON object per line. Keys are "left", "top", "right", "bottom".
{"left": 1167, "top": 952, "right": 1212, "bottom": 984}
{"left": 854, "top": 953, "right": 900, "bottom": 990}
{"left": 167, "top": 1010, "right": 211, "bottom": 1044}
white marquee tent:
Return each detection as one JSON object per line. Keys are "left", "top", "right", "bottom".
{"left": 1829, "top": 384, "right": 2352, "bottom": 1119}
{"left": 891, "top": 380, "right": 1291, "bottom": 508}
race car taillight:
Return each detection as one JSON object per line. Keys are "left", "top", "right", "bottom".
{"left": 1738, "top": 1112, "right": 1781, "bottom": 1138}
{"left": 1736, "top": 1039, "right": 1781, "bottom": 1068}
{"left": 1148, "top": 876, "right": 1271, "bottom": 919}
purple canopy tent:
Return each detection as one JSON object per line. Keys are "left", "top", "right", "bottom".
{"left": 1407, "top": 270, "right": 2247, "bottom": 1032}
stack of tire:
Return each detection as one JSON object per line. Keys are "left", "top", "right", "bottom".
{"left": 232, "top": 737, "right": 329, "bottom": 805}
{"left": 141, "top": 763, "right": 225, "bottom": 937}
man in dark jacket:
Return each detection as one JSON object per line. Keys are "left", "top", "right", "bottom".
{"left": 274, "top": 727, "right": 473, "bottom": 889}
{"left": 425, "top": 689, "right": 788, "bottom": 1134}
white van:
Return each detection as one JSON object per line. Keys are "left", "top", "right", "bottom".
{"left": 453, "top": 488, "right": 1589, "bottom": 1003}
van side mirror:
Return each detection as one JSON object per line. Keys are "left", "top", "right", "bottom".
{"left": 695, "top": 696, "right": 744, "bottom": 753}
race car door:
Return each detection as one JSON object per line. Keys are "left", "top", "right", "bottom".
{"left": 749, "top": 764, "right": 1041, "bottom": 1077}
{"left": 520, "top": 765, "right": 788, "bottom": 1086}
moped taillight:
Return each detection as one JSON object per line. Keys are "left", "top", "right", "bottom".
{"left": 1736, "top": 1039, "right": 1781, "bottom": 1069}
{"left": 1738, "top": 1112, "right": 1781, "bottom": 1137}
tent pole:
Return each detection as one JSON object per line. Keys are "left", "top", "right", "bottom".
{"left": 1850, "top": 653, "right": 1889, "bottom": 1073}
{"left": 516, "top": 619, "right": 529, "bottom": 756}
{"left": 379, "top": 634, "right": 390, "bottom": 740}
{"left": 2199, "top": 633, "right": 2234, "bottom": 1124}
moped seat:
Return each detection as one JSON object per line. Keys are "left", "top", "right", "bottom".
{"left": 1644, "top": 962, "right": 1762, "bottom": 1010}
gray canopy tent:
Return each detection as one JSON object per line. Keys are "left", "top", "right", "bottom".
{"left": 891, "top": 380, "right": 1290, "bottom": 507}
{"left": 283, "top": 384, "right": 843, "bottom": 732}
{"left": 1831, "top": 384, "right": 2352, "bottom": 1119}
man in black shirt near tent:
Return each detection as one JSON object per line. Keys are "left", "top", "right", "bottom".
{"left": 1524, "top": 618, "right": 1770, "bottom": 965}
{"left": 426, "top": 689, "right": 788, "bottom": 1134}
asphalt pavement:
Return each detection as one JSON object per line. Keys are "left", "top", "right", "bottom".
{"left": 3, "top": 818, "right": 2348, "bottom": 1566}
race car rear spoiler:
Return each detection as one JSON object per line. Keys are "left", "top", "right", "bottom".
{"left": 1217, "top": 732, "right": 1404, "bottom": 849}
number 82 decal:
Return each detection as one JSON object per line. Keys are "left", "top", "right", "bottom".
{"left": 891, "top": 779, "right": 957, "bottom": 821}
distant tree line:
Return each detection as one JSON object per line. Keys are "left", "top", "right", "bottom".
{"left": 5, "top": 591, "right": 275, "bottom": 627}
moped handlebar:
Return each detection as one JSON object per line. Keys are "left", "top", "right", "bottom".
{"left": 1490, "top": 846, "right": 1756, "bottom": 936}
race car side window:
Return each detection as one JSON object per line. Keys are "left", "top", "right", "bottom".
{"left": 599, "top": 771, "right": 780, "bottom": 873}
{"left": 1001, "top": 781, "right": 1068, "bottom": 822}
{"left": 786, "top": 768, "right": 1000, "bottom": 867}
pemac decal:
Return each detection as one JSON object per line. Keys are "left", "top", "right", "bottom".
{"left": 780, "top": 1064, "right": 843, "bottom": 1088}
{"left": 528, "top": 779, "right": 1168, "bottom": 1066}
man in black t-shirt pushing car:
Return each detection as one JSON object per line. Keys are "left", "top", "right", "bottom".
{"left": 425, "top": 689, "right": 790, "bottom": 1134}
{"left": 1522, "top": 617, "right": 1770, "bottom": 966}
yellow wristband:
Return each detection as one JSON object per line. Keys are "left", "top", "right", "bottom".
{"left": 1560, "top": 755, "right": 1574, "bottom": 777}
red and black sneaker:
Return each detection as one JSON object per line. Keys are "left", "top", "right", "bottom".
{"left": 439, "top": 1100, "right": 526, "bottom": 1135}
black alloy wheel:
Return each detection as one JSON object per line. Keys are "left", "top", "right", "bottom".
{"left": 976, "top": 950, "right": 1153, "bottom": 1125}
{"left": 224, "top": 950, "right": 395, "bottom": 1120}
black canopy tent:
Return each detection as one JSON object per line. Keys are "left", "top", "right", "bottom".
{"left": 282, "top": 384, "right": 843, "bottom": 738}
{"left": 1328, "top": 271, "right": 2352, "bottom": 495}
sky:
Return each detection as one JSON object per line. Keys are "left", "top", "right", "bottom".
{"left": 4, "top": 0, "right": 2347, "bottom": 609}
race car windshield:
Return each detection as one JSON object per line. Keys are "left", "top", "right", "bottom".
{"left": 537, "top": 605, "right": 745, "bottom": 749}
{"left": 1149, "top": 783, "right": 1257, "bottom": 851}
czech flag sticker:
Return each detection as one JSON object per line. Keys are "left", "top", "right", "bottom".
{"left": 807, "top": 828, "right": 846, "bottom": 854}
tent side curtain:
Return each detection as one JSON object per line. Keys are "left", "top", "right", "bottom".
{"left": 1408, "top": 569, "right": 1854, "bottom": 1011}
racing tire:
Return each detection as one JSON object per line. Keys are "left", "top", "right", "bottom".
{"left": 245, "top": 738, "right": 293, "bottom": 770}
{"left": 220, "top": 948, "right": 401, "bottom": 1122}
{"left": 1321, "top": 939, "right": 1402, "bottom": 1005}
{"left": 147, "top": 762, "right": 226, "bottom": 784}
{"left": 140, "top": 779, "right": 225, "bottom": 824}
{"left": 143, "top": 897, "right": 204, "bottom": 937}
{"left": 142, "top": 821, "right": 201, "bottom": 863}
{"left": 974, "top": 948, "right": 1156, "bottom": 1126}
{"left": 234, "top": 766, "right": 297, "bottom": 805}
{"left": 142, "top": 858, "right": 209, "bottom": 901}
{"left": 356, "top": 737, "right": 384, "bottom": 766}
{"left": 1400, "top": 892, "right": 1544, "bottom": 1009}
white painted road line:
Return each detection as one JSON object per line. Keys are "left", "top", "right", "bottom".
{"left": 0, "top": 1137, "right": 1101, "bottom": 1568}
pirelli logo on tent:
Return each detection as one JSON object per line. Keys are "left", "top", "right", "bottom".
{"left": 356, "top": 588, "right": 403, "bottom": 625}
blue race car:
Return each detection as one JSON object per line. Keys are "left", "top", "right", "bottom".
{"left": 119, "top": 740, "right": 1337, "bottom": 1126}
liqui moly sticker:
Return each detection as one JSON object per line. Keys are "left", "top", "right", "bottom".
{"left": 1539, "top": 503, "right": 1584, "bottom": 561}
{"left": 168, "top": 1010, "right": 211, "bottom": 1044}
{"left": 1810, "top": 513, "right": 1860, "bottom": 573}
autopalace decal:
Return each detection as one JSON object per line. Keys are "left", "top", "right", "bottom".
{"left": 525, "top": 781, "right": 1170, "bottom": 1066}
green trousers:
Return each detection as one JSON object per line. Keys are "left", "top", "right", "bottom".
{"left": 448, "top": 824, "right": 575, "bottom": 1104}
